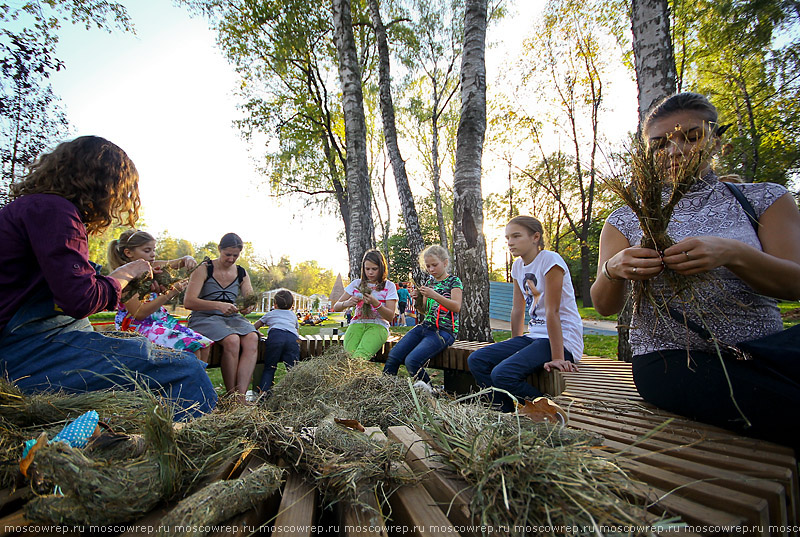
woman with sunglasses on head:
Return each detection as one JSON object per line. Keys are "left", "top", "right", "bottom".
{"left": 590, "top": 92, "right": 800, "bottom": 451}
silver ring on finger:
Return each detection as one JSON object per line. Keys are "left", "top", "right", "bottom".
{"left": 684, "top": 251, "right": 690, "bottom": 259}
{"left": 632, "top": 267, "right": 638, "bottom": 274}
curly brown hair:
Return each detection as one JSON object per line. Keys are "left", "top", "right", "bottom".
{"left": 10, "top": 136, "right": 140, "bottom": 234}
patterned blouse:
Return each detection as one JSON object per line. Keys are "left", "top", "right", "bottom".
{"left": 607, "top": 173, "right": 787, "bottom": 356}
{"left": 420, "top": 275, "right": 463, "bottom": 334}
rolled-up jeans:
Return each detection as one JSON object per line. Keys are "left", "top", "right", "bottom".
{"left": 0, "top": 288, "right": 217, "bottom": 420}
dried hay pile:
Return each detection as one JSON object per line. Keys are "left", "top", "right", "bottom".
{"left": 410, "top": 391, "right": 652, "bottom": 532}
{"left": 2, "top": 349, "right": 657, "bottom": 534}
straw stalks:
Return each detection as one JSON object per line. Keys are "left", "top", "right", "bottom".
{"left": 158, "top": 462, "right": 284, "bottom": 537}
{"left": 410, "top": 390, "right": 652, "bottom": 535}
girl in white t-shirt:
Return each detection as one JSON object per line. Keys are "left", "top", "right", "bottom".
{"left": 468, "top": 216, "right": 583, "bottom": 412}
{"left": 332, "top": 249, "right": 398, "bottom": 359}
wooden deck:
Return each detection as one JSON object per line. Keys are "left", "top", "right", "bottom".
{"left": 557, "top": 356, "right": 798, "bottom": 534}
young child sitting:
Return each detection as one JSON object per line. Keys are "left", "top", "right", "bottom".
{"left": 108, "top": 229, "right": 213, "bottom": 363}
{"left": 254, "top": 289, "right": 300, "bottom": 393}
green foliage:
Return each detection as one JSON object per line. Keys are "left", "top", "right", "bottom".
{"left": 0, "top": 0, "right": 132, "bottom": 203}
{"left": 672, "top": 0, "right": 800, "bottom": 185}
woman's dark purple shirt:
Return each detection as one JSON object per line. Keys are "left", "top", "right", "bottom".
{"left": 0, "top": 193, "right": 121, "bottom": 332}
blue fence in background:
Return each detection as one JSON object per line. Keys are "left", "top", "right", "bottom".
{"left": 489, "top": 281, "right": 529, "bottom": 324}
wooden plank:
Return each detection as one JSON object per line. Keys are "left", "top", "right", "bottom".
{"left": 273, "top": 472, "right": 318, "bottom": 537}
{"left": 386, "top": 427, "right": 478, "bottom": 537}
{"left": 338, "top": 427, "right": 388, "bottom": 537}
{"left": 366, "top": 428, "right": 460, "bottom": 536}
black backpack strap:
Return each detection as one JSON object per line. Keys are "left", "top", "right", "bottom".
{"left": 723, "top": 182, "right": 759, "bottom": 233}
{"left": 237, "top": 265, "right": 246, "bottom": 285}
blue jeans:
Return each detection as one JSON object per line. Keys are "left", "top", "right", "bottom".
{"left": 258, "top": 329, "right": 300, "bottom": 392}
{"left": 467, "top": 336, "right": 574, "bottom": 412}
{"left": 0, "top": 288, "right": 217, "bottom": 420}
{"left": 383, "top": 324, "right": 455, "bottom": 383}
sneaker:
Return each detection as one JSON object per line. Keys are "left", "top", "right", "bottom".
{"left": 245, "top": 390, "right": 257, "bottom": 403}
{"left": 413, "top": 380, "right": 433, "bottom": 394}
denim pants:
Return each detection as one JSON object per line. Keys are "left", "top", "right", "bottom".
{"left": 383, "top": 324, "right": 455, "bottom": 384}
{"left": 467, "top": 336, "right": 574, "bottom": 412}
{"left": 0, "top": 288, "right": 217, "bottom": 420}
{"left": 258, "top": 328, "right": 300, "bottom": 392}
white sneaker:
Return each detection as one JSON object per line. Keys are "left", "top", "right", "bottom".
{"left": 413, "top": 380, "right": 433, "bottom": 394}
{"left": 245, "top": 390, "right": 257, "bottom": 403}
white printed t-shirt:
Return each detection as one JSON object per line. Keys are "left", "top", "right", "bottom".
{"left": 511, "top": 250, "right": 584, "bottom": 362}
{"left": 343, "top": 279, "right": 398, "bottom": 330}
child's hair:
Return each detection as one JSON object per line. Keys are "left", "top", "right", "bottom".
{"left": 642, "top": 92, "right": 720, "bottom": 135}
{"left": 419, "top": 245, "right": 450, "bottom": 269}
{"left": 274, "top": 289, "right": 294, "bottom": 310}
{"left": 11, "top": 136, "right": 140, "bottom": 234}
{"left": 107, "top": 229, "right": 156, "bottom": 269}
{"left": 508, "top": 216, "right": 545, "bottom": 251}
{"left": 219, "top": 232, "right": 244, "bottom": 250}
{"left": 360, "top": 249, "right": 387, "bottom": 291}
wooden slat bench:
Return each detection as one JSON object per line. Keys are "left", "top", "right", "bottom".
{"left": 556, "top": 356, "right": 799, "bottom": 534}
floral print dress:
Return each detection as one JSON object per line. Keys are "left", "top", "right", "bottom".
{"left": 115, "top": 293, "right": 213, "bottom": 353}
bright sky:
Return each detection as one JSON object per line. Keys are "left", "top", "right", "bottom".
{"left": 48, "top": 0, "right": 636, "bottom": 278}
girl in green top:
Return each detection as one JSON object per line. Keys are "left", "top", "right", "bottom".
{"left": 383, "top": 245, "right": 463, "bottom": 390}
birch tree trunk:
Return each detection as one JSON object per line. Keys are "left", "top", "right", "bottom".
{"left": 368, "top": 0, "right": 428, "bottom": 288}
{"left": 453, "top": 0, "right": 492, "bottom": 342}
{"left": 624, "top": 0, "right": 676, "bottom": 361}
{"left": 631, "top": 0, "right": 677, "bottom": 119}
{"left": 332, "top": 0, "right": 375, "bottom": 278}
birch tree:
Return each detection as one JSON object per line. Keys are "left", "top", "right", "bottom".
{"left": 631, "top": 0, "right": 677, "bottom": 121}
{"left": 333, "top": 0, "right": 376, "bottom": 277}
{"left": 453, "top": 0, "right": 492, "bottom": 342}
{"left": 368, "top": 0, "right": 428, "bottom": 288}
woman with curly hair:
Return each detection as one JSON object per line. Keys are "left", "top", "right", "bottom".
{"left": 0, "top": 136, "right": 217, "bottom": 419}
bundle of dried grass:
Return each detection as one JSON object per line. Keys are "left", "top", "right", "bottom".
{"left": 0, "top": 378, "right": 148, "bottom": 429}
{"left": 410, "top": 391, "right": 652, "bottom": 533}
{"left": 257, "top": 412, "right": 413, "bottom": 514}
{"left": 603, "top": 138, "right": 710, "bottom": 309}
{"left": 23, "top": 394, "right": 260, "bottom": 526}
{"left": 158, "top": 462, "right": 284, "bottom": 537}
{"left": 266, "top": 349, "right": 418, "bottom": 430}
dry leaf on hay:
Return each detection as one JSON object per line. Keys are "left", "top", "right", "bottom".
{"left": 19, "top": 432, "right": 48, "bottom": 477}
{"left": 334, "top": 418, "right": 366, "bottom": 432}
{"left": 516, "top": 397, "right": 567, "bottom": 426}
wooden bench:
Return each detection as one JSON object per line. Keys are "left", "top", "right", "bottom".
{"left": 555, "top": 356, "right": 798, "bottom": 534}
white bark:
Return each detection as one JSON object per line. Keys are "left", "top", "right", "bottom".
{"left": 631, "top": 0, "right": 677, "bottom": 121}
{"left": 332, "top": 0, "right": 375, "bottom": 278}
{"left": 368, "top": 0, "right": 427, "bottom": 287}
{"left": 453, "top": 0, "right": 492, "bottom": 342}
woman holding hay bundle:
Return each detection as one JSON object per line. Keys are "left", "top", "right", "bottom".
{"left": 332, "top": 249, "right": 398, "bottom": 360}
{"left": 591, "top": 92, "right": 800, "bottom": 450}
{"left": 184, "top": 232, "right": 259, "bottom": 400}
{"left": 468, "top": 216, "right": 583, "bottom": 412}
{"left": 0, "top": 136, "right": 217, "bottom": 419}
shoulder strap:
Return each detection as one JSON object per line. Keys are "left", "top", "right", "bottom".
{"left": 237, "top": 265, "right": 246, "bottom": 285}
{"left": 723, "top": 182, "right": 759, "bottom": 233}
{"left": 205, "top": 258, "right": 213, "bottom": 278}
